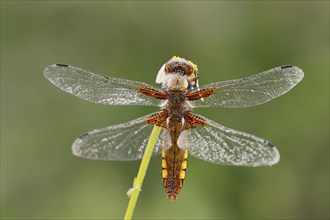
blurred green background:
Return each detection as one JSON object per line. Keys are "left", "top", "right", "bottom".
{"left": 1, "top": 1, "right": 329, "bottom": 219}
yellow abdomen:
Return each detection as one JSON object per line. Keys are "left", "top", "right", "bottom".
{"left": 161, "top": 145, "right": 188, "bottom": 200}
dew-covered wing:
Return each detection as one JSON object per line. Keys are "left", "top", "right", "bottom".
{"left": 191, "top": 65, "right": 304, "bottom": 108}
{"left": 44, "top": 64, "right": 162, "bottom": 106}
{"left": 72, "top": 113, "right": 162, "bottom": 160}
{"left": 188, "top": 114, "right": 280, "bottom": 166}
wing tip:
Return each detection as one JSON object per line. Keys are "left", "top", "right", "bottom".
{"left": 262, "top": 139, "right": 280, "bottom": 166}
{"left": 71, "top": 137, "right": 84, "bottom": 157}
{"left": 43, "top": 63, "right": 70, "bottom": 79}
{"left": 267, "top": 145, "right": 280, "bottom": 166}
{"left": 71, "top": 132, "right": 91, "bottom": 158}
{"left": 281, "top": 64, "right": 304, "bottom": 79}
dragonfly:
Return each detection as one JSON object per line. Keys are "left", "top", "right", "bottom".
{"left": 44, "top": 56, "right": 304, "bottom": 200}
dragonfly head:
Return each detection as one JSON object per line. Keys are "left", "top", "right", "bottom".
{"left": 156, "top": 56, "right": 200, "bottom": 91}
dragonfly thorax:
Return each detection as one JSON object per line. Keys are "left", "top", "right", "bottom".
{"left": 165, "top": 90, "right": 191, "bottom": 118}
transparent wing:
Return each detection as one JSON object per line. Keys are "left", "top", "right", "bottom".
{"left": 44, "top": 64, "right": 162, "bottom": 106}
{"left": 72, "top": 113, "right": 163, "bottom": 160}
{"left": 191, "top": 65, "right": 304, "bottom": 108}
{"left": 188, "top": 114, "right": 280, "bottom": 166}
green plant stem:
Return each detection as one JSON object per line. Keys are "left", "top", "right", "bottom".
{"left": 124, "top": 125, "right": 162, "bottom": 220}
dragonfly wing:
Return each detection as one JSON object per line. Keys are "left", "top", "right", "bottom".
{"left": 190, "top": 65, "right": 304, "bottom": 108}
{"left": 188, "top": 114, "right": 280, "bottom": 166}
{"left": 44, "top": 64, "right": 162, "bottom": 106}
{"left": 72, "top": 113, "right": 162, "bottom": 160}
